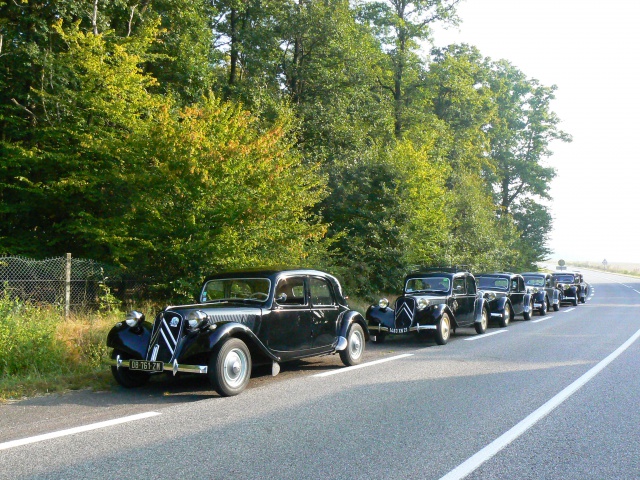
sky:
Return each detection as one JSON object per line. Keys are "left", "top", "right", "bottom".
{"left": 430, "top": 0, "right": 640, "bottom": 263}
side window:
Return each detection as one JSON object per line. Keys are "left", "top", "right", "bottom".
{"left": 511, "top": 279, "right": 518, "bottom": 291}
{"left": 453, "top": 277, "right": 466, "bottom": 294}
{"left": 310, "top": 277, "right": 335, "bottom": 306}
{"left": 518, "top": 278, "right": 525, "bottom": 292}
{"left": 466, "top": 276, "right": 476, "bottom": 295}
{"left": 275, "top": 277, "right": 306, "bottom": 306}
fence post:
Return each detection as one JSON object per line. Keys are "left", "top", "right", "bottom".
{"left": 65, "top": 253, "right": 71, "bottom": 319}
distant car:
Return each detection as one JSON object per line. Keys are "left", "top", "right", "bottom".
{"left": 552, "top": 272, "right": 587, "bottom": 306}
{"left": 475, "top": 273, "right": 535, "bottom": 326}
{"left": 366, "top": 267, "right": 490, "bottom": 345}
{"left": 107, "top": 269, "right": 368, "bottom": 396}
{"left": 521, "top": 272, "right": 562, "bottom": 314}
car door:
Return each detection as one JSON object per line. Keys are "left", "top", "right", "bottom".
{"left": 309, "top": 276, "right": 340, "bottom": 348}
{"left": 267, "top": 275, "right": 313, "bottom": 352}
{"left": 509, "top": 277, "right": 525, "bottom": 314}
{"left": 452, "top": 276, "right": 472, "bottom": 325}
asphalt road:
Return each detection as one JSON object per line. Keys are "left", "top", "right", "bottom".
{"left": 1, "top": 268, "right": 639, "bottom": 479}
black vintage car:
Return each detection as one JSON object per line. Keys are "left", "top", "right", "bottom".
{"left": 366, "top": 268, "right": 490, "bottom": 345}
{"left": 475, "top": 273, "right": 535, "bottom": 326}
{"left": 521, "top": 272, "right": 562, "bottom": 314}
{"left": 552, "top": 271, "right": 588, "bottom": 306}
{"left": 107, "top": 269, "right": 368, "bottom": 396}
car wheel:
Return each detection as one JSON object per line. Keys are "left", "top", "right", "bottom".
{"left": 539, "top": 298, "right": 548, "bottom": 316}
{"left": 435, "top": 313, "right": 451, "bottom": 345}
{"left": 110, "top": 349, "right": 151, "bottom": 388}
{"left": 208, "top": 338, "right": 252, "bottom": 397}
{"left": 580, "top": 295, "right": 586, "bottom": 304}
{"left": 553, "top": 299, "right": 560, "bottom": 312}
{"left": 572, "top": 295, "right": 578, "bottom": 307}
{"left": 523, "top": 300, "right": 533, "bottom": 320}
{"left": 340, "top": 323, "right": 365, "bottom": 366}
{"left": 499, "top": 304, "right": 511, "bottom": 328}
{"left": 475, "top": 308, "right": 488, "bottom": 335}
{"left": 372, "top": 333, "right": 386, "bottom": 344}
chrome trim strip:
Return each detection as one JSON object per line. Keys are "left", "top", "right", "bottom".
{"left": 490, "top": 313, "right": 502, "bottom": 317}
{"left": 160, "top": 329, "right": 175, "bottom": 355}
{"left": 162, "top": 319, "right": 178, "bottom": 345}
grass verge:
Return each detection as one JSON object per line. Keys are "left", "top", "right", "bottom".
{"left": 0, "top": 296, "right": 119, "bottom": 403}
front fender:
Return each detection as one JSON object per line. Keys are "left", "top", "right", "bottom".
{"left": 366, "top": 305, "right": 395, "bottom": 329}
{"left": 339, "top": 310, "right": 370, "bottom": 341}
{"left": 473, "top": 297, "right": 488, "bottom": 324}
{"left": 524, "top": 293, "right": 533, "bottom": 312}
{"left": 179, "top": 322, "right": 279, "bottom": 363}
{"left": 430, "top": 304, "right": 455, "bottom": 327}
{"left": 106, "top": 322, "right": 153, "bottom": 359}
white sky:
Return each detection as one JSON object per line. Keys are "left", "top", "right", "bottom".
{"left": 430, "top": 0, "right": 640, "bottom": 263}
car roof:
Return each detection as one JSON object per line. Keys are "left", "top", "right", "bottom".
{"left": 203, "top": 269, "right": 339, "bottom": 282}
{"left": 476, "top": 272, "right": 519, "bottom": 279}
{"left": 521, "top": 272, "right": 548, "bottom": 276}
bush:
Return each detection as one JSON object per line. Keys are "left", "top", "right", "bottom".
{"left": 0, "top": 295, "right": 115, "bottom": 399}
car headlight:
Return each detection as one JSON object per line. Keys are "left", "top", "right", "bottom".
{"left": 417, "top": 298, "right": 430, "bottom": 310}
{"left": 484, "top": 292, "right": 496, "bottom": 301}
{"left": 378, "top": 298, "right": 389, "bottom": 309}
{"left": 186, "top": 310, "right": 209, "bottom": 329}
{"left": 125, "top": 311, "right": 144, "bottom": 327}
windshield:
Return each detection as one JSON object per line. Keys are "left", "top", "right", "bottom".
{"left": 523, "top": 276, "right": 545, "bottom": 287}
{"left": 201, "top": 278, "right": 271, "bottom": 303}
{"left": 477, "top": 276, "right": 509, "bottom": 291}
{"left": 405, "top": 276, "right": 450, "bottom": 294}
{"left": 554, "top": 274, "right": 575, "bottom": 283}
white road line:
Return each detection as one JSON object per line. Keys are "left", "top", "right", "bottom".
{"left": 634, "top": 290, "right": 640, "bottom": 295}
{"left": 440, "top": 327, "right": 640, "bottom": 480}
{"left": 563, "top": 308, "right": 575, "bottom": 313}
{"left": 0, "top": 412, "right": 161, "bottom": 451}
{"left": 313, "top": 354, "right": 413, "bottom": 377}
{"left": 531, "top": 316, "right": 550, "bottom": 324}
{"left": 464, "top": 330, "right": 507, "bottom": 341}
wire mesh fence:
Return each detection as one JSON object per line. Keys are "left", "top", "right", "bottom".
{"left": 0, "top": 255, "right": 149, "bottom": 314}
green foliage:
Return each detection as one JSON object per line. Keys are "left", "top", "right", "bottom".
{"left": 0, "top": 0, "right": 569, "bottom": 303}
{"left": 0, "top": 295, "right": 65, "bottom": 376}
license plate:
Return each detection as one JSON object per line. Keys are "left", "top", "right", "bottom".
{"left": 129, "top": 360, "right": 164, "bottom": 372}
{"left": 389, "top": 328, "right": 408, "bottom": 333}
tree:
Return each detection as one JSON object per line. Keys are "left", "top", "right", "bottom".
{"left": 486, "top": 60, "right": 571, "bottom": 213}
{"left": 358, "top": 0, "right": 460, "bottom": 137}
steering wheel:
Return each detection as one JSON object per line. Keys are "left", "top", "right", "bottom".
{"left": 249, "top": 292, "right": 269, "bottom": 301}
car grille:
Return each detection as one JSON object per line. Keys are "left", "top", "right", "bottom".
{"left": 147, "top": 311, "right": 185, "bottom": 362}
{"left": 395, "top": 297, "right": 415, "bottom": 329}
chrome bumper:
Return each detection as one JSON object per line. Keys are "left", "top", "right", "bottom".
{"left": 368, "top": 323, "right": 437, "bottom": 333}
{"left": 533, "top": 303, "right": 542, "bottom": 308}
{"left": 490, "top": 313, "right": 503, "bottom": 318}
{"left": 109, "top": 356, "right": 208, "bottom": 376}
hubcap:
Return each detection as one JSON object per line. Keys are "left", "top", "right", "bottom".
{"left": 442, "top": 316, "right": 450, "bottom": 340}
{"left": 350, "top": 330, "right": 363, "bottom": 359}
{"left": 223, "top": 348, "right": 247, "bottom": 388}
{"left": 504, "top": 306, "right": 510, "bottom": 325}
{"left": 482, "top": 311, "right": 488, "bottom": 329}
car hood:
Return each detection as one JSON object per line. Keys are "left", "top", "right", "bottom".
{"left": 164, "top": 303, "right": 262, "bottom": 324}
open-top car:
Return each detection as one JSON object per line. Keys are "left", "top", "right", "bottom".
{"left": 107, "top": 269, "right": 368, "bottom": 396}
{"left": 521, "top": 272, "right": 562, "bottom": 314}
{"left": 366, "top": 267, "right": 490, "bottom": 345}
{"left": 552, "top": 271, "right": 588, "bottom": 306}
{"left": 475, "top": 273, "right": 535, "bottom": 326}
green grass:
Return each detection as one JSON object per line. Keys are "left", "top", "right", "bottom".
{"left": 0, "top": 296, "right": 118, "bottom": 402}
{"left": 569, "top": 261, "right": 640, "bottom": 278}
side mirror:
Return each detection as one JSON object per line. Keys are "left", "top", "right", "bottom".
{"left": 275, "top": 293, "right": 287, "bottom": 303}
